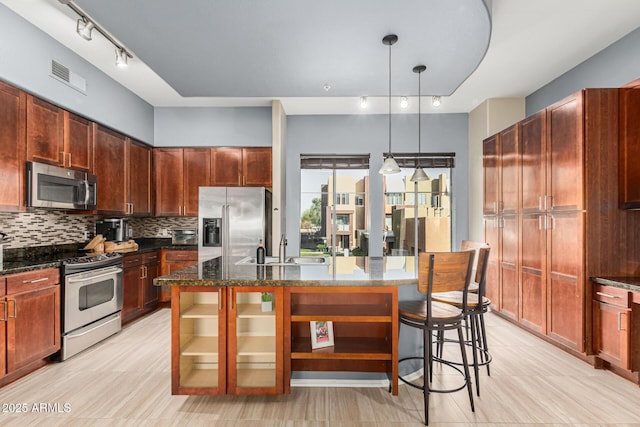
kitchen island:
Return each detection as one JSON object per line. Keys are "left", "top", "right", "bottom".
{"left": 154, "top": 255, "right": 419, "bottom": 396}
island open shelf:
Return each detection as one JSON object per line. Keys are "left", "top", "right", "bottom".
{"left": 284, "top": 286, "right": 398, "bottom": 395}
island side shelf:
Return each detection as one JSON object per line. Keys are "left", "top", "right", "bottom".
{"left": 284, "top": 286, "right": 398, "bottom": 395}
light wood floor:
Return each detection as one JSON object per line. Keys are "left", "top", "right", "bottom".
{"left": 0, "top": 308, "right": 639, "bottom": 426}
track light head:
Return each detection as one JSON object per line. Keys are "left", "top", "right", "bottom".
{"left": 76, "top": 18, "right": 94, "bottom": 41}
{"left": 115, "top": 48, "right": 128, "bottom": 68}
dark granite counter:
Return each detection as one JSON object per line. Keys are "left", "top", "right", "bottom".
{"left": 153, "top": 255, "right": 418, "bottom": 287}
{"left": 0, "top": 239, "right": 196, "bottom": 276}
{"left": 591, "top": 276, "right": 640, "bottom": 293}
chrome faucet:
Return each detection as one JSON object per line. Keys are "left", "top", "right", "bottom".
{"left": 279, "top": 234, "right": 287, "bottom": 263}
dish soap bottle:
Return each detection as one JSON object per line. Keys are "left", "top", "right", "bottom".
{"left": 257, "top": 239, "right": 265, "bottom": 264}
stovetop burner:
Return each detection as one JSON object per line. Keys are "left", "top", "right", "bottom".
{"left": 63, "top": 252, "right": 122, "bottom": 265}
{"left": 62, "top": 252, "right": 123, "bottom": 274}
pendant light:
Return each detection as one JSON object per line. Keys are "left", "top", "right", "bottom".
{"left": 410, "top": 65, "right": 429, "bottom": 182}
{"left": 379, "top": 34, "right": 401, "bottom": 175}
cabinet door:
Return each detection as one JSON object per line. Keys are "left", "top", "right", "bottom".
{"left": 484, "top": 217, "right": 501, "bottom": 311}
{"left": 0, "top": 81, "right": 25, "bottom": 211}
{"left": 6, "top": 285, "right": 60, "bottom": 372}
{"left": 211, "top": 147, "right": 242, "bottom": 186}
{"left": 26, "top": 95, "right": 64, "bottom": 167}
{"left": 482, "top": 135, "right": 500, "bottom": 215}
{"left": 546, "top": 93, "right": 584, "bottom": 211}
{"left": 128, "top": 140, "right": 153, "bottom": 216}
{"left": 243, "top": 148, "right": 272, "bottom": 187}
{"left": 520, "top": 213, "right": 547, "bottom": 333}
{"left": 94, "top": 125, "right": 128, "bottom": 214}
{"left": 520, "top": 111, "right": 546, "bottom": 214}
{"left": 122, "top": 265, "right": 143, "bottom": 323}
{"left": 154, "top": 148, "right": 184, "bottom": 216}
{"left": 227, "top": 287, "right": 282, "bottom": 395}
{"left": 500, "top": 125, "right": 519, "bottom": 214}
{"left": 499, "top": 215, "right": 519, "bottom": 320}
{"left": 619, "top": 88, "right": 640, "bottom": 209}
{"left": 592, "top": 300, "right": 631, "bottom": 370}
{"left": 172, "top": 287, "right": 227, "bottom": 395}
{"left": 184, "top": 148, "right": 211, "bottom": 216}
{"left": 64, "top": 112, "right": 93, "bottom": 172}
{"left": 142, "top": 261, "right": 159, "bottom": 310}
{"left": 547, "top": 211, "right": 585, "bottom": 351}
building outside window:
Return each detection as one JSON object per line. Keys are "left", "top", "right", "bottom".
{"left": 300, "top": 155, "right": 369, "bottom": 257}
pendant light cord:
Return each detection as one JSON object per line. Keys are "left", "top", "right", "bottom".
{"left": 417, "top": 69, "right": 421, "bottom": 167}
{"left": 388, "top": 40, "right": 392, "bottom": 154}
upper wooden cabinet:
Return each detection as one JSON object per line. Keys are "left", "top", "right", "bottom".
{"left": 0, "top": 81, "right": 26, "bottom": 211}
{"left": 155, "top": 148, "right": 210, "bottom": 216}
{"left": 127, "top": 140, "right": 153, "bottom": 216}
{"left": 26, "top": 95, "right": 93, "bottom": 172}
{"left": 482, "top": 135, "right": 499, "bottom": 215}
{"left": 94, "top": 125, "right": 128, "bottom": 215}
{"left": 211, "top": 147, "right": 272, "bottom": 187}
{"left": 619, "top": 88, "right": 640, "bottom": 209}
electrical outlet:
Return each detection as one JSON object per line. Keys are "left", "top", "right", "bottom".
{"left": 83, "top": 230, "right": 89, "bottom": 240}
{"left": 161, "top": 228, "right": 169, "bottom": 237}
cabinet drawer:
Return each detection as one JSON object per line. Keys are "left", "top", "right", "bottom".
{"left": 6, "top": 268, "right": 60, "bottom": 294}
{"left": 142, "top": 251, "right": 159, "bottom": 264}
{"left": 123, "top": 254, "right": 143, "bottom": 269}
{"left": 594, "top": 285, "right": 631, "bottom": 309}
{"left": 165, "top": 250, "right": 197, "bottom": 262}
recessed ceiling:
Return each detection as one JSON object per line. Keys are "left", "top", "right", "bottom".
{"left": 3, "top": 0, "right": 640, "bottom": 114}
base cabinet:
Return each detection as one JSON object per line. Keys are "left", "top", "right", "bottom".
{"left": 172, "top": 286, "right": 282, "bottom": 395}
{"left": 0, "top": 268, "right": 60, "bottom": 386}
{"left": 592, "top": 284, "right": 632, "bottom": 370}
{"left": 159, "top": 249, "right": 198, "bottom": 303}
{"left": 122, "top": 251, "right": 159, "bottom": 324}
{"left": 285, "top": 286, "right": 398, "bottom": 395}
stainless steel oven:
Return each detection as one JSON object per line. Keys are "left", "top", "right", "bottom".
{"left": 60, "top": 253, "right": 123, "bottom": 360}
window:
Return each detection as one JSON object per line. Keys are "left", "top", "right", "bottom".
{"left": 382, "top": 153, "right": 454, "bottom": 256}
{"left": 300, "top": 155, "right": 369, "bottom": 257}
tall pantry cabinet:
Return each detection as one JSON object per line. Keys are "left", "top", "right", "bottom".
{"left": 483, "top": 88, "right": 628, "bottom": 353}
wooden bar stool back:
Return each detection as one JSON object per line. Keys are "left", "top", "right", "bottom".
{"left": 398, "top": 250, "right": 475, "bottom": 425}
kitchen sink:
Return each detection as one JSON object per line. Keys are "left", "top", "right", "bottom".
{"left": 235, "top": 256, "right": 326, "bottom": 266}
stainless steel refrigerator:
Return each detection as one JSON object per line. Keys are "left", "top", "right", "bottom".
{"left": 198, "top": 187, "right": 272, "bottom": 261}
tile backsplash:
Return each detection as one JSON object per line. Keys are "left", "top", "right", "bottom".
{"left": 0, "top": 210, "right": 197, "bottom": 249}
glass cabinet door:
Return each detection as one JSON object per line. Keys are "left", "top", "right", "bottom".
{"left": 174, "top": 288, "right": 226, "bottom": 394}
{"left": 228, "top": 287, "right": 282, "bottom": 394}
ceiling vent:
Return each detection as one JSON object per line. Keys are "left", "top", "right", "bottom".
{"left": 50, "top": 60, "right": 87, "bottom": 94}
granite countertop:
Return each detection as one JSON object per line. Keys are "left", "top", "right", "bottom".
{"left": 591, "top": 276, "right": 640, "bottom": 293}
{"left": 0, "top": 238, "right": 196, "bottom": 276}
{"left": 153, "top": 255, "right": 419, "bottom": 287}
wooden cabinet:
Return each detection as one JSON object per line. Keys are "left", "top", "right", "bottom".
{"left": 0, "top": 81, "right": 25, "bottom": 211}
{"left": 94, "top": 125, "right": 128, "bottom": 215}
{"left": 619, "top": 88, "right": 640, "bottom": 209}
{"left": 0, "top": 268, "right": 60, "bottom": 385}
{"left": 26, "top": 96, "right": 93, "bottom": 172}
{"left": 127, "top": 140, "right": 153, "bottom": 216}
{"left": 154, "top": 148, "right": 210, "bottom": 216}
{"left": 26, "top": 95, "right": 64, "bottom": 167}
{"left": 159, "top": 249, "right": 198, "bottom": 303}
{"left": 211, "top": 147, "right": 272, "bottom": 187}
{"left": 285, "top": 286, "right": 398, "bottom": 395}
{"left": 122, "top": 251, "right": 160, "bottom": 324}
{"left": 484, "top": 88, "right": 630, "bottom": 354}
{"left": 592, "top": 284, "right": 631, "bottom": 370}
{"left": 172, "top": 286, "right": 282, "bottom": 395}
{"left": 64, "top": 112, "right": 94, "bottom": 172}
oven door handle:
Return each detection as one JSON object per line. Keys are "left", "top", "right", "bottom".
{"left": 66, "top": 267, "right": 123, "bottom": 284}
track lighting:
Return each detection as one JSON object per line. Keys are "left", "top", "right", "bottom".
{"left": 432, "top": 96, "right": 441, "bottom": 107}
{"left": 360, "top": 96, "right": 368, "bottom": 109}
{"left": 400, "top": 96, "right": 409, "bottom": 109}
{"left": 61, "top": 0, "right": 133, "bottom": 69}
{"left": 115, "top": 48, "right": 128, "bottom": 68}
{"left": 76, "top": 18, "right": 94, "bottom": 41}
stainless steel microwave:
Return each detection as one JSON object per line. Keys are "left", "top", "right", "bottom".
{"left": 26, "top": 161, "right": 97, "bottom": 210}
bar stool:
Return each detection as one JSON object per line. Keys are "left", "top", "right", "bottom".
{"left": 433, "top": 246, "right": 491, "bottom": 396}
{"left": 398, "top": 251, "right": 475, "bottom": 426}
